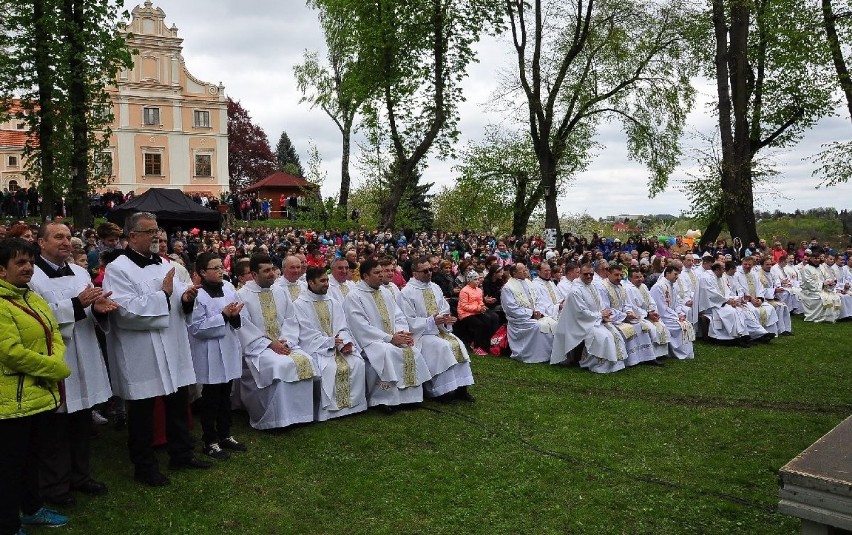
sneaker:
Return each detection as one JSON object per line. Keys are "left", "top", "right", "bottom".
{"left": 91, "top": 410, "right": 109, "bottom": 425}
{"left": 219, "top": 436, "right": 248, "bottom": 452}
{"left": 203, "top": 443, "right": 230, "bottom": 460}
{"left": 472, "top": 347, "right": 488, "bottom": 356}
{"left": 20, "top": 507, "right": 68, "bottom": 527}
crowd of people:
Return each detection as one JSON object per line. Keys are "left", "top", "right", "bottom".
{"left": 1, "top": 216, "right": 850, "bottom": 534}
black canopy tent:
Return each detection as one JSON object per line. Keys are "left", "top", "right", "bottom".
{"left": 107, "top": 188, "right": 221, "bottom": 232}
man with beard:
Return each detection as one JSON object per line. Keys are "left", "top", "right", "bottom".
{"left": 293, "top": 267, "right": 367, "bottom": 421}
{"left": 102, "top": 212, "right": 209, "bottom": 486}
{"left": 398, "top": 257, "right": 475, "bottom": 403}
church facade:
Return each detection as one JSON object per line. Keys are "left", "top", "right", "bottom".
{"left": 0, "top": 1, "right": 230, "bottom": 196}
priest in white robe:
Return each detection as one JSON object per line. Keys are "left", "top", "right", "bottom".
{"left": 624, "top": 267, "right": 673, "bottom": 360}
{"left": 649, "top": 266, "right": 695, "bottom": 360}
{"left": 753, "top": 257, "right": 794, "bottom": 334}
{"left": 556, "top": 262, "right": 580, "bottom": 301}
{"left": 674, "top": 256, "right": 701, "bottom": 330}
{"left": 533, "top": 262, "right": 562, "bottom": 319}
{"left": 768, "top": 256, "right": 803, "bottom": 314}
{"left": 30, "top": 222, "right": 116, "bottom": 502}
{"left": 800, "top": 256, "right": 841, "bottom": 323}
{"left": 821, "top": 254, "right": 852, "bottom": 319}
{"left": 551, "top": 264, "right": 625, "bottom": 373}
{"left": 102, "top": 212, "right": 208, "bottom": 486}
{"left": 236, "top": 254, "right": 318, "bottom": 430}
{"left": 598, "top": 264, "right": 658, "bottom": 366}
{"left": 501, "top": 263, "right": 556, "bottom": 364}
{"left": 733, "top": 257, "right": 783, "bottom": 336}
{"left": 328, "top": 257, "right": 355, "bottom": 305}
{"left": 293, "top": 267, "right": 367, "bottom": 421}
{"left": 697, "top": 263, "right": 757, "bottom": 346}
{"left": 398, "top": 257, "right": 475, "bottom": 402}
{"left": 344, "top": 258, "right": 431, "bottom": 410}
{"left": 274, "top": 255, "right": 307, "bottom": 301}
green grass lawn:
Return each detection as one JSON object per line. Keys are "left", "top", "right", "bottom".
{"left": 63, "top": 316, "right": 850, "bottom": 534}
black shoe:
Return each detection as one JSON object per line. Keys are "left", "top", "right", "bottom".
{"left": 759, "top": 332, "right": 775, "bottom": 343}
{"left": 737, "top": 337, "right": 752, "bottom": 347}
{"left": 432, "top": 393, "right": 457, "bottom": 404}
{"left": 644, "top": 359, "right": 665, "bottom": 367}
{"left": 168, "top": 457, "right": 212, "bottom": 470}
{"left": 219, "top": 436, "right": 248, "bottom": 452}
{"left": 72, "top": 479, "right": 108, "bottom": 496}
{"left": 455, "top": 387, "right": 476, "bottom": 402}
{"left": 134, "top": 471, "right": 170, "bottom": 487}
{"left": 780, "top": 331, "right": 793, "bottom": 336}
{"left": 375, "top": 404, "right": 395, "bottom": 415}
{"left": 44, "top": 493, "right": 76, "bottom": 507}
{"left": 203, "top": 442, "right": 230, "bottom": 461}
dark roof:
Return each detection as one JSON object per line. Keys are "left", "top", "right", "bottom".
{"left": 242, "top": 171, "right": 315, "bottom": 193}
{"left": 107, "top": 187, "right": 220, "bottom": 230}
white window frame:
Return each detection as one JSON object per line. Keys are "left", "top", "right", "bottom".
{"left": 93, "top": 151, "right": 113, "bottom": 178}
{"left": 142, "top": 149, "right": 163, "bottom": 176}
{"left": 194, "top": 151, "right": 213, "bottom": 177}
{"left": 8, "top": 155, "right": 18, "bottom": 168}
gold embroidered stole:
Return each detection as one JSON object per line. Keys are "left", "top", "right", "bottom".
{"left": 258, "top": 290, "right": 281, "bottom": 341}
{"left": 745, "top": 272, "right": 756, "bottom": 297}
{"left": 585, "top": 283, "right": 624, "bottom": 361}
{"left": 371, "top": 289, "right": 416, "bottom": 386}
{"left": 422, "top": 287, "right": 465, "bottom": 363}
{"left": 542, "top": 279, "right": 558, "bottom": 305}
{"left": 287, "top": 283, "right": 301, "bottom": 301}
{"left": 313, "top": 299, "right": 351, "bottom": 409}
{"left": 664, "top": 284, "right": 672, "bottom": 307}
{"left": 688, "top": 270, "right": 697, "bottom": 288}
{"left": 339, "top": 283, "right": 350, "bottom": 297}
{"left": 258, "top": 290, "right": 312, "bottom": 380}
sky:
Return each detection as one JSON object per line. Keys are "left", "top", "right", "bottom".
{"left": 149, "top": 1, "right": 852, "bottom": 219}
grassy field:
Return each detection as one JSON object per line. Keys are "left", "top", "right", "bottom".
{"left": 58, "top": 317, "right": 850, "bottom": 535}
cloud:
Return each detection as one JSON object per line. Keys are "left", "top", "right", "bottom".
{"left": 157, "top": 1, "right": 852, "bottom": 219}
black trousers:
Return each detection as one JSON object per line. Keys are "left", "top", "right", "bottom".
{"left": 126, "top": 387, "right": 193, "bottom": 476}
{"left": 199, "top": 382, "right": 232, "bottom": 446}
{"left": 458, "top": 310, "right": 500, "bottom": 351}
{"left": 38, "top": 409, "right": 93, "bottom": 499}
{"left": 0, "top": 412, "right": 46, "bottom": 535}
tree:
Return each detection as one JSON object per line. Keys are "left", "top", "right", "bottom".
{"left": 295, "top": 1, "right": 370, "bottom": 209}
{"left": 701, "top": 0, "right": 836, "bottom": 246}
{"left": 274, "top": 131, "right": 304, "bottom": 177}
{"left": 811, "top": 0, "right": 852, "bottom": 187}
{"left": 0, "top": 0, "right": 131, "bottom": 224}
{"left": 314, "top": 0, "right": 501, "bottom": 228}
{"left": 504, "top": 0, "right": 695, "bottom": 245}
{"left": 451, "top": 125, "right": 595, "bottom": 235}
{"left": 227, "top": 98, "right": 276, "bottom": 191}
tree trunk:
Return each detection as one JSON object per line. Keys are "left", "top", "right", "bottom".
{"left": 338, "top": 120, "right": 352, "bottom": 209}
{"left": 64, "top": 0, "right": 93, "bottom": 227}
{"left": 380, "top": 159, "right": 415, "bottom": 229}
{"left": 33, "top": 0, "right": 56, "bottom": 220}
{"left": 510, "top": 173, "right": 545, "bottom": 237}
{"left": 700, "top": 219, "right": 724, "bottom": 250}
{"left": 822, "top": 0, "right": 852, "bottom": 123}
{"left": 539, "top": 153, "right": 561, "bottom": 246}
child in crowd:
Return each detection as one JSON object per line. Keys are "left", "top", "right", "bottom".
{"left": 187, "top": 252, "right": 248, "bottom": 460}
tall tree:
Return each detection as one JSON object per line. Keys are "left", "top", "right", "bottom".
{"left": 0, "top": 0, "right": 131, "bottom": 224}
{"left": 227, "top": 98, "right": 276, "bottom": 191}
{"left": 295, "top": 0, "right": 369, "bottom": 209}
{"left": 274, "top": 131, "right": 304, "bottom": 177}
{"left": 702, "top": 0, "right": 836, "bottom": 246}
{"left": 315, "top": 0, "right": 501, "bottom": 228}
{"left": 811, "top": 0, "right": 852, "bottom": 187}
{"left": 452, "top": 125, "right": 595, "bottom": 235}
{"left": 505, "top": 0, "right": 695, "bottom": 245}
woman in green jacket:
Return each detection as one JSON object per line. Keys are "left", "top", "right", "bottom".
{"left": 0, "top": 238, "right": 71, "bottom": 535}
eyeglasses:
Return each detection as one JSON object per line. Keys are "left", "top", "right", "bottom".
{"left": 131, "top": 228, "right": 159, "bottom": 236}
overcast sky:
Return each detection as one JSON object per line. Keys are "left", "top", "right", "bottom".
{"left": 152, "top": 1, "right": 852, "bottom": 218}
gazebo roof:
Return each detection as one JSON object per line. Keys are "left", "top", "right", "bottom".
{"left": 242, "top": 171, "right": 315, "bottom": 193}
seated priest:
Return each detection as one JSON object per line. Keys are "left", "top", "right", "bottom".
{"left": 501, "top": 262, "right": 556, "bottom": 364}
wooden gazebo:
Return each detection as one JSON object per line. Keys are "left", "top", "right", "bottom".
{"left": 242, "top": 171, "right": 318, "bottom": 219}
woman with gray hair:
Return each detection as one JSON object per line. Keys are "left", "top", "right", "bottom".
{"left": 456, "top": 271, "right": 500, "bottom": 355}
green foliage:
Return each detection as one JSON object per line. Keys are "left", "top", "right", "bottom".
{"left": 811, "top": 140, "right": 852, "bottom": 187}
{"left": 68, "top": 317, "right": 850, "bottom": 534}
{"left": 274, "top": 131, "right": 304, "bottom": 177}
{"left": 314, "top": 0, "right": 503, "bottom": 226}
{"left": 0, "top": 0, "right": 132, "bottom": 201}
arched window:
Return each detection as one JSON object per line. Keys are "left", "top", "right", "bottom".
{"left": 7, "top": 179, "right": 19, "bottom": 192}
